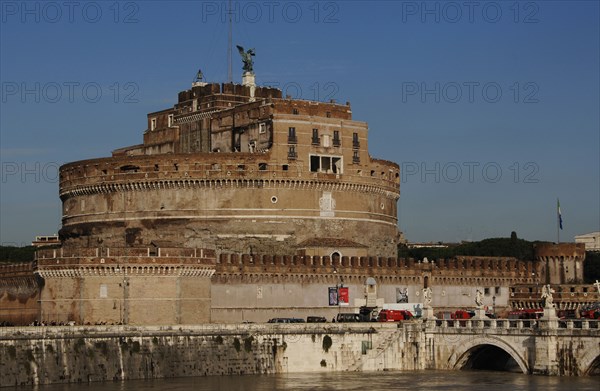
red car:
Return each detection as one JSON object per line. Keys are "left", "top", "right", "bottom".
{"left": 377, "top": 309, "right": 413, "bottom": 322}
{"left": 580, "top": 305, "right": 600, "bottom": 319}
{"left": 451, "top": 310, "right": 475, "bottom": 320}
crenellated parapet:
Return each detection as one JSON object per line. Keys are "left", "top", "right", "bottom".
{"left": 212, "top": 253, "right": 537, "bottom": 286}
{"left": 534, "top": 243, "right": 586, "bottom": 284}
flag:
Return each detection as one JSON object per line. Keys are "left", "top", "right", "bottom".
{"left": 557, "top": 199, "right": 563, "bottom": 230}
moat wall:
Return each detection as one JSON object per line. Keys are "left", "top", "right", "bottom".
{"left": 1, "top": 322, "right": 598, "bottom": 387}
{"left": 0, "top": 324, "right": 399, "bottom": 387}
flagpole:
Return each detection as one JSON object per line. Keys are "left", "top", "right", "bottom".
{"left": 556, "top": 198, "right": 561, "bottom": 244}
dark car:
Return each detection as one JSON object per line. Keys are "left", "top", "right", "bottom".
{"left": 307, "top": 316, "right": 327, "bottom": 323}
{"left": 336, "top": 313, "right": 362, "bottom": 322}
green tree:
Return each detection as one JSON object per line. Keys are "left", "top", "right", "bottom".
{"left": 0, "top": 246, "right": 36, "bottom": 263}
{"left": 583, "top": 251, "right": 600, "bottom": 283}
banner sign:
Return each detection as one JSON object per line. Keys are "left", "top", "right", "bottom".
{"left": 328, "top": 287, "right": 338, "bottom": 306}
{"left": 338, "top": 287, "right": 349, "bottom": 305}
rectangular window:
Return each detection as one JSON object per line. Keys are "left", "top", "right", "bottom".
{"left": 333, "top": 130, "right": 341, "bottom": 147}
{"left": 151, "top": 118, "right": 157, "bottom": 131}
{"left": 495, "top": 287, "right": 501, "bottom": 295}
{"left": 312, "top": 129, "right": 320, "bottom": 145}
{"left": 288, "top": 127, "right": 297, "bottom": 144}
{"left": 292, "top": 108, "right": 299, "bottom": 115}
{"left": 353, "top": 150, "right": 360, "bottom": 164}
{"left": 168, "top": 114, "right": 174, "bottom": 127}
{"left": 310, "top": 155, "right": 343, "bottom": 174}
{"left": 288, "top": 146, "right": 297, "bottom": 159}
{"left": 352, "top": 132, "right": 360, "bottom": 148}
{"left": 259, "top": 123, "right": 266, "bottom": 134}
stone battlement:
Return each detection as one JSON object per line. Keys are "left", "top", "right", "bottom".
{"left": 0, "top": 262, "right": 35, "bottom": 277}
{"left": 213, "top": 253, "right": 536, "bottom": 284}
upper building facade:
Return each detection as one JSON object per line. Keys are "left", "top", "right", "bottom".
{"left": 58, "top": 77, "right": 401, "bottom": 257}
{"left": 575, "top": 232, "right": 600, "bottom": 252}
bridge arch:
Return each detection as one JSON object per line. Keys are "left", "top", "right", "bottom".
{"left": 451, "top": 336, "right": 529, "bottom": 374}
{"left": 580, "top": 346, "right": 600, "bottom": 376}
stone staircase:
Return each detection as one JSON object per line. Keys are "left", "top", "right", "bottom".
{"left": 346, "top": 328, "right": 402, "bottom": 371}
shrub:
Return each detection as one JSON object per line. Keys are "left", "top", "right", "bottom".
{"left": 243, "top": 336, "right": 254, "bottom": 353}
{"left": 322, "top": 335, "right": 332, "bottom": 353}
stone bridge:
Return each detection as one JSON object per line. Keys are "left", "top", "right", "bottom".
{"left": 355, "top": 318, "right": 600, "bottom": 376}
{"left": 424, "top": 318, "right": 599, "bottom": 375}
{"left": 0, "top": 319, "right": 598, "bottom": 386}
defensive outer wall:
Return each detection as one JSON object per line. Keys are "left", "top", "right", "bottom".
{"left": 1, "top": 321, "right": 598, "bottom": 387}
{"left": 0, "top": 244, "right": 595, "bottom": 326}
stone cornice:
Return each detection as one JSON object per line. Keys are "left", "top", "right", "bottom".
{"left": 35, "top": 265, "right": 215, "bottom": 278}
{"left": 60, "top": 178, "right": 399, "bottom": 200}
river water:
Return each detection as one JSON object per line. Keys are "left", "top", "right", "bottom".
{"left": 17, "top": 371, "right": 599, "bottom": 391}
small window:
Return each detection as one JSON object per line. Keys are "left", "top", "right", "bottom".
{"left": 259, "top": 123, "right": 266, "bottom": 134}
{"left": 288, "top": 146, "right": 297, "bottom": 160}
{"left": 484, "top": 287, "right": 490, "bottom": 296}
{"left": 333, "top": 130, "right": 340, "bottom": 147}
{"left": 258, "top": 163, "right": 267, "bottom": 171}
{"left": 352, "top": 132, "right": 360, "bottom": 148}
{"left": 326, "top": 111, "right": 331, "bottom": 118}
{"left": 168, "top": 114, "right": 174, "bottom": 127}
{"left": 288, "top": 127, "right": 297, "bottom": 143}
{"left": 352, "top": 151, "right": 360, "bottom": 164}
{"left": 495, "top": 287, "right": 501, "bottom": 295}
{"left": 150, "top": 118, "right": 157, "bottom": 131}
{"left": 292, "top": 108, "right": 299, "bottom": 115}
{"left": 312, "top": 129, "right": 320, "bottom": 145}
{"left": 237, "top": 164, "right": 245, "bottom": 171}
{"left": 282, "top": 164, "right": 289, "bottom": 171}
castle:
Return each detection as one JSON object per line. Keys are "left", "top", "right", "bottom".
{"left": 0, "top": 59, "right": 595, "bottom": 325}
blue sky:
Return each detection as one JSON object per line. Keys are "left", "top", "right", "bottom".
{"left": 1, "top": 0, "right": 598, "bottom": 246}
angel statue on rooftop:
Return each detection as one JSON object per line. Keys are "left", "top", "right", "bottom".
{"left": 237, "top": 45, "right": 256, "bottom": 73}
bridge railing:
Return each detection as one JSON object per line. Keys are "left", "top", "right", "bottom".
{"left": 434, "top": 318, "right": 599, "bottom": 330}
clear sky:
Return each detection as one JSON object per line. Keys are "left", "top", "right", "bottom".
{"left": 0, "top": 0, "right": 598, "bottom": 246}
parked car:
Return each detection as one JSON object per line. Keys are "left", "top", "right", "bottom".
{"left": 336, "top": 313, "right": 362, "bottom": 322}
{"left": 267, "top": 317, "right": 305, "bottom": 323}
{"left": 307, "top": 316, "right": 327, "bottom": 323}
{"left": 580, "top": 303, "right": 600, "bottom": 319}
{"left": 377, "top": 309, "right": 413, "bottom": 322}
{"left": 508, "top": 309, "right": 544, "bottom": 320}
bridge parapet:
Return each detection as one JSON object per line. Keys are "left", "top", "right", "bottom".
{"left": 432, "top": 318, "right": 599, "bottom": 333}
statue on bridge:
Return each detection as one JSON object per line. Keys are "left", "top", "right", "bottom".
{"left": 541, "top": 284, "right": 555, "bottom": 308}
{"left": 475, "top": 289, "right": 484, "bottom": 308}
{"left": 422, "top": 287, "right": 432, "bottom": 307}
